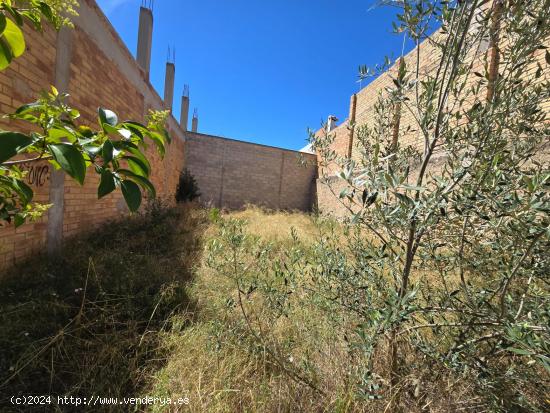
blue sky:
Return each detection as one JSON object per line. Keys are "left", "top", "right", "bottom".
{"left": 97, "top": 0, "right": 410, "bottom": 150}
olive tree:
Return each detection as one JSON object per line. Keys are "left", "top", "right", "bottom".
{"left": 311, "top": 0, "right": 550, "bottom": 408}
{"left": 206, "top": 0, "right": 549, "bottom": 410}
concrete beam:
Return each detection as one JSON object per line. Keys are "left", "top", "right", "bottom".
{"left": 347, "top": 94, "right": 357, "bottom": 158}
{"left": 192, "top": 110, "right": 198, "bottom": 133}
{"left": 180, "top": 95, "right": 189, "bottom": 131}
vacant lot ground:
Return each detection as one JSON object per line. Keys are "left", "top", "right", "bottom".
{"left": 0, "top": 205, "right": 328, "bottom": 412}
{"left": 1, "top": 205, "right": 546, "bottom": 412}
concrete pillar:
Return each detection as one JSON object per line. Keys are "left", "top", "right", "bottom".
{"left": 277, "top": 152, "right": 285, "bottom": 209}
{"left": 486, "top": 0, "right": 503, "bottom": 102}
{"left": 347, "top": 94, "right": 357, "bottom": 158}
{"left": 192, "top": 108, "right": 198, "bottom": 132}
{"left": 218, "top": 140, "right": 226, "bottom": 208}
{"left": 180, "top": 84, "right": 189, "bottom": 131}
{"left": 47, "top": 27, "right": 73, "bottom": 254}
{"left": 163, "top": 62, "right": 175, "bottom": 112}
{"left": 390, "top": 58, "right": 404, "bottom": 154}
{"left": 136, "top": 7, "right": 153, "bottom": 78}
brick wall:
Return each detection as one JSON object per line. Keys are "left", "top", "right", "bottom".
{"left": 0, "top": 25, "right": 58, "bottom": 267}
{"left": 0, "top": 0, "right": 187, "bottom": 270}
{"left": 186, "top": 132, "right": 317, "bottom": 211}
{"left": 0, "top": 0, "right": 320, "bottom": 271}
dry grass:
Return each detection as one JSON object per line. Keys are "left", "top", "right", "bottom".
{"left": 146, "top": 206, "right": 358, "bottom": 412}
{"left": 229, "top": 205, "right": 318, "bottom": 242}
{"left": 1, "top": 205, "right": 542, "bottom": 412}
{"left": 0, "top": 202, "right": 208, "bottom": 412}
{"left": 146, "top": 206, "right": 533, "bottom": 413}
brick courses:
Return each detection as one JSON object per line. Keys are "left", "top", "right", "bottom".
{"left": 0, "top": 0, "right": 187, "bottom": 270}
{"left": 315, "top": 5, "right": 549, "bottom": 216}
{"left": 0, "top": 0, "right": 318, "bottom": 271}
{"left": 186, "top": 132, "right": 317, "bottom": 211}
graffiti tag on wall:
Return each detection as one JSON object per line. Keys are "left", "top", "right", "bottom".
{"left": 21, "top": 162, "right": 50, "bottom": 187}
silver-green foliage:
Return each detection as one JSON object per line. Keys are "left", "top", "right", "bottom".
{"left": 208, "top": 0, "right": 550, "bottom": 410}
{"left": 313, "top": 0, "right": 550, "bottom": 408}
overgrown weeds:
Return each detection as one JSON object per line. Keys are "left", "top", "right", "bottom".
{"left": 0, "top": 201, "right": 208, "bottom": 412}
{"left": 148, "top": 207, "right": 338, "bottom": 413}
{"left": 1, "top": 203, "right": 547, "bottom": 412}
{"left": 150, "top": 206, "right": 549, "bottom": 412}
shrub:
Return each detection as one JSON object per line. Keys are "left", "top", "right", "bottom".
{"left": 175, "top": 169, "right": 201, "bottom": 203}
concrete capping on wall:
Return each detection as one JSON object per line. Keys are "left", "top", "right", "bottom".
{"left": 187, "top": 131, "right": 318, "bottom": 156}
{"left": 76, "top": 0, "right": 185, "bottom": 141}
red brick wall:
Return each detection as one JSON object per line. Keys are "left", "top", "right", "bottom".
{"left": 0, "top": 25, "right": 57, "bottom": 267}
{"left": 0, "top": 1, "right": 186, "bottom": 270}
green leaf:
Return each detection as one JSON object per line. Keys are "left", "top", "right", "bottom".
{"left": 121, "top": 180, "right": 141, "bottom": 212}
{"left": 98, "top": 108, "right": 118, "bottom": 127}
{"left": 124, "top": 156, "right": 149, "bottom": 177}
{"left": 0, "top": 14, "right": 6, "bottom": 35}
{"left": 121, "top": 122, "right": 147, "bottom": 141}
{"left": 38, "top": 2, "right": 54, "bottom": 22}
{"left": 401, "top": 184, "right": 424, "bottom": 191}
{"left": 98, "top": 169, "right": 116, "bottom": 198}
{"left": 4, "top": 5, "right": 24, "bottom": 27}
{"left": 103, "top": 123, "right": 119, "bottom": 136}
{"left": 122, "top": 121, "right": 148, "bottom": 132}
{"left": 507, "top": 347, "right": 532, "bottom": 356}
{"left": 14, "top": 101, "right": 42, "bottom": 115}
{"left": 102, "top": 139, "right": 114, "bottom": 164}
{"left": 148, "top": 131, "right": 166, "bottom": 157}
{"left": 117, "top": 169, "right": 155, "bottom": 197}
{"left": 131, "top": 175, "right": 155, "bottom": 198}
{"left": 162, "top": 127, "right": 172, "bottom": 144}
{"left": 21, "top": 10, "right": 42, "bottom": 31}
{"left": 0, "top": 131, "right": 33, "bottom": 163}
{"left": 2, "top": 18, "right": 25, "bottom": 57}
{"left": 83, "top": 144, "right": 102, "bottom": 159}
{"left": 127, "top": 146, "right": 151, "bottom": 173}
{"left": 0, "top": 37, "right": 13, "bottom": 70}
{"left": 365, "top": 191, "right": 378, "bottom": 207}
{"left": 14, "top": 213, "right": 25, "bottom": 228}
{"left": 126, "top": 157, "right": 147, "bottom": 177}
{"left": 49, "top": 143, "right": 87, "bottom": 185}
{"left": 78, "top": 125, "right": 94, "bottom": 138}
{"left": 118, "top": 128, "right": 132, "bottom": 140}
{"left": 48, "top": 127, "right": 73, "bottom": 142}
{"left": 395, "top": 192, "right": 414, "bottom": 206}
{"left": 12, "top": 178, "right": 33, "bottom": 204}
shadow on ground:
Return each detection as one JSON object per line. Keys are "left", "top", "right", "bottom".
{"left": 0, "top": 202, "right": 208, "bottom": 412}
